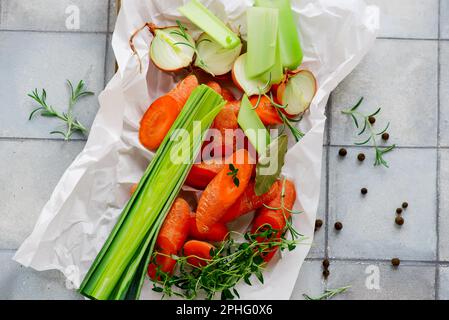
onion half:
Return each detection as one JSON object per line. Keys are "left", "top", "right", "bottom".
{"left": 277, "top": 70, "right": 317, "bottom": 116}
{"left": 232, "top": 54, "right": 271, "bottom": 96}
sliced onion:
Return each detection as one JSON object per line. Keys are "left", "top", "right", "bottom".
{"left": 277, "top": 70, "right": 317, "bottom": 116}
{"left": 232, "top": 54, "right": 271, "bottom": 96}
{"left": 150, "top": 26, "right": 195, "bottom": 72}
{"left": 195, "top": 33, "right": 242, "bottom": 76}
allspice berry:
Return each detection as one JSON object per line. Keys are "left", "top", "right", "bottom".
{"left": 334, "top": 222, "right": 343, "bottom": 231}
{"left": 322, "top": 259, "right": 330, "bottom": 269}
{"left": 315, "top": 219, "right": 323, "bottom": 232}
{"left": 391, "top": 258, "right": 400, "bottom": 267}
{"left": 395, "top": 216, "right": 404, "bottom": 226}
{"left": 382, "top": 133, "right": 390, "bottom": 141}
{"left": 396, "top": 208, "right": 403, "bottom": 214}
{"left": 357, "top": 153, "right": 366, "bottom": 162}
{"left": 323, "top": 269, "right": 330, "bottom": 278}
{"left": 361, "top": 188, "right": 368, "bottom": 195}
{"left": 368, "top": 116, "right": 376, "bottom": 124}
{"left": 339, "top": 148, "right": 348, "bottom": 157}
{"left": 402, "top": 202, "right": 409, "bottom": 209}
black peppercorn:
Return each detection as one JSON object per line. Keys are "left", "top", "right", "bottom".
{"left": 334, "top": 222, "right": 343, "bottom": 231}
{"left": 357, "top": 153, "right": 366, "bottom": 162}
{"left": 322, "top": 259, "right": 330, "bottom": 269}
{"left": 391, "top": 258, "right": 400, "bottom": 267}
{"left": 396, "top": 208, "right": 403, "bottom": 214}
{"left": 395, "top": 216, "right": 404, "bottom": 226}
{"left": 382, "top": 133, "right": 390, "bottom": 141}
{"left": 361, "top": 188, "right": 368, "bottom": 195}
{"left": 315, "top": 219, "right": 323, "bottom": 230}
{"left": 322, "top": 269, "right": 330, "bottom": 278}
{"left": 368, "top": 116, "right": 376, "bottom": 124}
{"left": 339, "top": 148, "right": 347, "bottom": 157}
{"left": 402, "top": 202, "right": 408, "bottom": 209}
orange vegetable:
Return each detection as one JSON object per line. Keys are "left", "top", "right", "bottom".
{"left": 221, "top": 88, "right": 236, "bottom": 102}
{"left": 147, "top": 197, "right": 191, "bottom": 279}
{"left": 250, "top": 96, "right": 283, "bottom": 126}
{"left": 189, "top": 216, "right": 229, "bottom": 242}
{"left": 206, "top": 81, "right": 222, "bottom": 95}
{"left": 185, "top": 160, "right": 225, "bottom": 190}
{"left": 220, "top": 181, "right": 280, "bottom": 223}
{"left": 196, "top": 149, "right": 254, "bottom": 233}
{"left": 251, "top": 179, "right": 296, "bottom": 262}
{"left": 212, "top": 100, "right": 240, "bottom": 135}
{"left": 183, "top": 240, "right": 215, "bottom": 267}
{"left": 139, "top": 75, "right": 199, "bottom": 150}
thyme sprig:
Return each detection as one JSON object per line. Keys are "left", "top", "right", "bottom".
{"left": 341, "top": 97, "right": 395, "bottom": 168}
{"left": 28, "top": 80, "right": 93, "bottom": 140}
{"left": 151, "top": 228, "right": 305, "bottom": 300}
{"left": 227, "top": 164, "right": 240, "bottom": 187}
{"left": 303, "top": 286, "right": 351, "bottom": 300}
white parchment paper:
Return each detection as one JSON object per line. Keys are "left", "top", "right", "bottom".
{"left": 14, "top": 0, "right": 378, "bottom": 300}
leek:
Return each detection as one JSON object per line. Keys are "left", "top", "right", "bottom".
{"left": 237, "top": 95, "right": 271, "bottom": 155}
{"left": 79, "top": 85, "right": 225, "bottom": 300}
{"left": 246, "top": 7, "right": 279, "bottom": 78}
{"left": 179, "top": 0, "right": 241, "bottom": 49}
{"left": 255, "top": 0, "right": 303, "bottom": 70}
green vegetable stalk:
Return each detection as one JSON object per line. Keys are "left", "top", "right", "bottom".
{"left": 79, "top": 85, "right": 225, "bottom": 300}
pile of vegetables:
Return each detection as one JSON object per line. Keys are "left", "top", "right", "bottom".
{"left": 81, "top": 0, "right": 318, "bottom": 300}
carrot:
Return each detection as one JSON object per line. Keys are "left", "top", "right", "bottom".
{"left": 250, "top": 96, "right": 283, "bottom": 126}
{"left": 185, "top": 160, "right": 225, "bottom": 189}
{"left": 196, "top": 149, "right": 254, "bottom": 233}
{"left": 251, "top": 179, "right": 296, "bottom": 262}
{"left": 183, "top": 240, "right": 215, "bottom": 267}
{"left": 139, "top": 75, "right": 199, "bottom": 150}
{"left": 147, "top": 197, "right": 191, "bottom": 279}
{"left": 220, "top": 180, "right": 280, "bottom": 223}
{"left": 206, "top": 81, "right": 222, "bottom": 95}
{"left": 189, "top": 216, "right": 229, "bottom": 242}
{"left": 221, "top": 88, "right": 236, "bottom": 102}
{"left": 212, "top": 100, "right": 240, "bottom": 135}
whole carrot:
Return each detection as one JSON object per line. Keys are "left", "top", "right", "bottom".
{"left": 183, "top": 240, "right": 215, "bottom": 267}
{"left": 189, "top": 216, "right": 229, "bottom": 242}
{"left": 185, "top": 161, "right": 225, "bottom": 190}
{"left": 220, "top": 181, "right": 280, "bottom": 223}
{"left": 196, "top": 149, "right": 254, "bottom": 233}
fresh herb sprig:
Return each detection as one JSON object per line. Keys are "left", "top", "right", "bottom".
{"left": 152, "top": 228, "right": 304, "bottom": 300}
{"left": 303, "top": 286, "right": 351, "bottom": 300}
{"left": 28, "top": 80, "right": 93, "bottom": 140}
{"left": 227, "top": 164, "right": 240, "bottom": 187}
{"left": 341, "top": 97, "right": 395, "bottom": 168}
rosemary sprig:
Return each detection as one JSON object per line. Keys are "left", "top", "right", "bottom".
{"left": 28, "top": 80, "right": 93, "bottom": 140}
{"left": 303, "top": 286, "right": 351, "bottom": 300}
{"left": 152, "top": 228, "right": 305, "bottom": 300}
{"left": 227, "top": 164, "right": 240, "bottom": 187}
{"left": 341, "top": 97, "right": 395, "bottom": 168}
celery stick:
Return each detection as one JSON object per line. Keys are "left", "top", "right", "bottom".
{"left": 255, "top": 0, "right": 303, "bottom": 70}
{"left": 179, "top": 0, "right": 241, "bottom": 49}
{"left": 238, "top": 95, "right": 271, "bottom": 155}
{"left": 246, "top": 7, "right": 279, "bottom": 78}
{"left": 260, "top": 35, "right": 284, "bottom": 85}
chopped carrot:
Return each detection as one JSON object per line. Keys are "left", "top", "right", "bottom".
{"left": 185, "top": 160, "right": 225, "bottom": 190}
{"left": 183, "top": 240, "right": 215, "bottom": 267}
{"left": 189, "top": 216, "right": 229, "bottom": 242}
{"left": 196, "top": 149, "right": 254, "bottom": 233}
{"left": 147, "top": 197, "right": 191, "bottom": 279}
{"left": 220, "top": 180, "right": 280, "bottom": 223}
{"left": 139, "top": 75, "right": 199, "bottom": 150}
{"left": 206, "top": 81, "right": 222, "bottom": 95}
{"left": 250, "top": 96, "right": 283, "bottom": 126}
{"left": 212, "top": 100, "right": 240, "bottom": 135}
{"left": 251, "top": 179, "right": 296, "bottom": 262}
{"left": 221, "top": 88, "right": 236, "bottom": 102}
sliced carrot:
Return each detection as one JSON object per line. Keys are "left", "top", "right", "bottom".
{"left": 183, "top": 240, "right": 215, "bottom": 267}
{"left": 185, "top": 160, "right": 225, "bottom": 190}
{"left": 147, "top": 197, "right": 191, "bottom": 279}
{"left": 206, "top": 81, "right": 222, "bottom": 95}
{"left": 212, "top": 100, "right": 240, "bottom": 135}
{"left": 251, "top": 179, "right": 296, "bottom": 262}
{"left": 196, "top": 149, "right": 254, "bottom": 233}
{"left": 221, "top": 88, "right": 236, "bottom": 102}
{"left": 189, "top": 216, "right": 229, "bottom": 242}
{"left": 139, "top": 75, "right": 199, "bottom": 151}
{"left": 220, "top": 180, "right": 280, "bottom": 223}
{"left": 250, "top": 96, "right": 283, "bottom": 126}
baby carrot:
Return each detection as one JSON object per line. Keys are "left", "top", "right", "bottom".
{"left": 185, "top": 161, "right": 225, "bottom": 190}
{"left": 183, "top": 240, "right": 215, "bottom": 267}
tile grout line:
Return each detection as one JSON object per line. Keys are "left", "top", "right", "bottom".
{"left": 103, "top": 0, "right": 112, "bottom": 87}
{"left": 306, "top": 257, "right": 449, "bottom": 267}
{"left": 0, "top": 28, "right": 109, "bottom": 35}
{"left": 0, "top": 137, "right": 87, "bottom": 143}
{"left": 324, "top": 94, "right": 332, "bottom": 290}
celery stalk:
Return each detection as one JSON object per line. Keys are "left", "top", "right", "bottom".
{"left": 246, "top": 7, "right": 279, "bottom": 78}
{"left": 260, "top": 35, "right": 284, "bottom": 85}
{"left": 255, "top": 0, "right": 303, "bottom": 70}
{"left": 238, "top": 95, "right": 271, "bottom": 155}
{"left": 179, "top": 0, "right": 241, "bottom": 49}
{"left": 79, "top": 86, "right": 225, "bottom": 300}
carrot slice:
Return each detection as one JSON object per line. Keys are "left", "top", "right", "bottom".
{"left": 185, "top": 161, "right": 225, "bottom": 189}
{"left": 250, "top": 96, "right": 283, "bottom": 126}
{"left": 183, "top": 240, "right": 215, "bottom": 267}
{"left": 189, "top": 216, "right": 229, "bottom": 242}
{"left": 196, "top": 149, "right": 254, "bottom": 233}
{"left": 220, "top": 180, "right": 280, "bottom": 223}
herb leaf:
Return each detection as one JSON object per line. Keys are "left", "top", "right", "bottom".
{"left": 303, "top": 286, "right": 351, "bottom": 300}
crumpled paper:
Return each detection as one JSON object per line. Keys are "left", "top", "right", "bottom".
{"left": 14, "top": 0, "right": 378, "bottom": 300}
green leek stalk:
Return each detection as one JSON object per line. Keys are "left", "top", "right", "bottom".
{"left": 255, "top": 0, "right": 303, "bottom": 70}
{"left": 79, "top": 85, "right": 225, "bottom": 300}
{"left": 179, "top": 0, "right": 241, "bottom": 49}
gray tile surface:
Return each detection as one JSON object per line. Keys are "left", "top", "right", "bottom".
{"left": 439, "top": 266, "right": 449, "bottom": 300}
{"left": 105, "top": 33, "right": 116, "bottom": 84}
{"left": 440, "top": 42, "right": 449, "bottom": 146}
{"left": 439, "top": 150, "right": 449, "bottom": 261}
{"left": 366, "top": 0, "right": 439, "bottom": 39}
{"left": 0, "top": 140, "right": 85, "bottom": 249}
{"left": 0, "top": 0, "right": 109, "bottom": 32}
{"left": 0, "top": 251, "right": 83, "bottom": 299}
{"left": 0, "top": 31, "right": 106, "bottom": 139}
{"left": 330, "top": 39, "right": 438, "bottom": 147}
{"left": 291, "top": 260, "right": 325, "bottom": 300}
{"left": 328, "top": 147, "right": 437, "bottom": 261}
{"left": 327, "top": 261, "right": 435, "bottom": 300}
{"left": 441, "top": 0, "right": 449, "bottom": 39}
